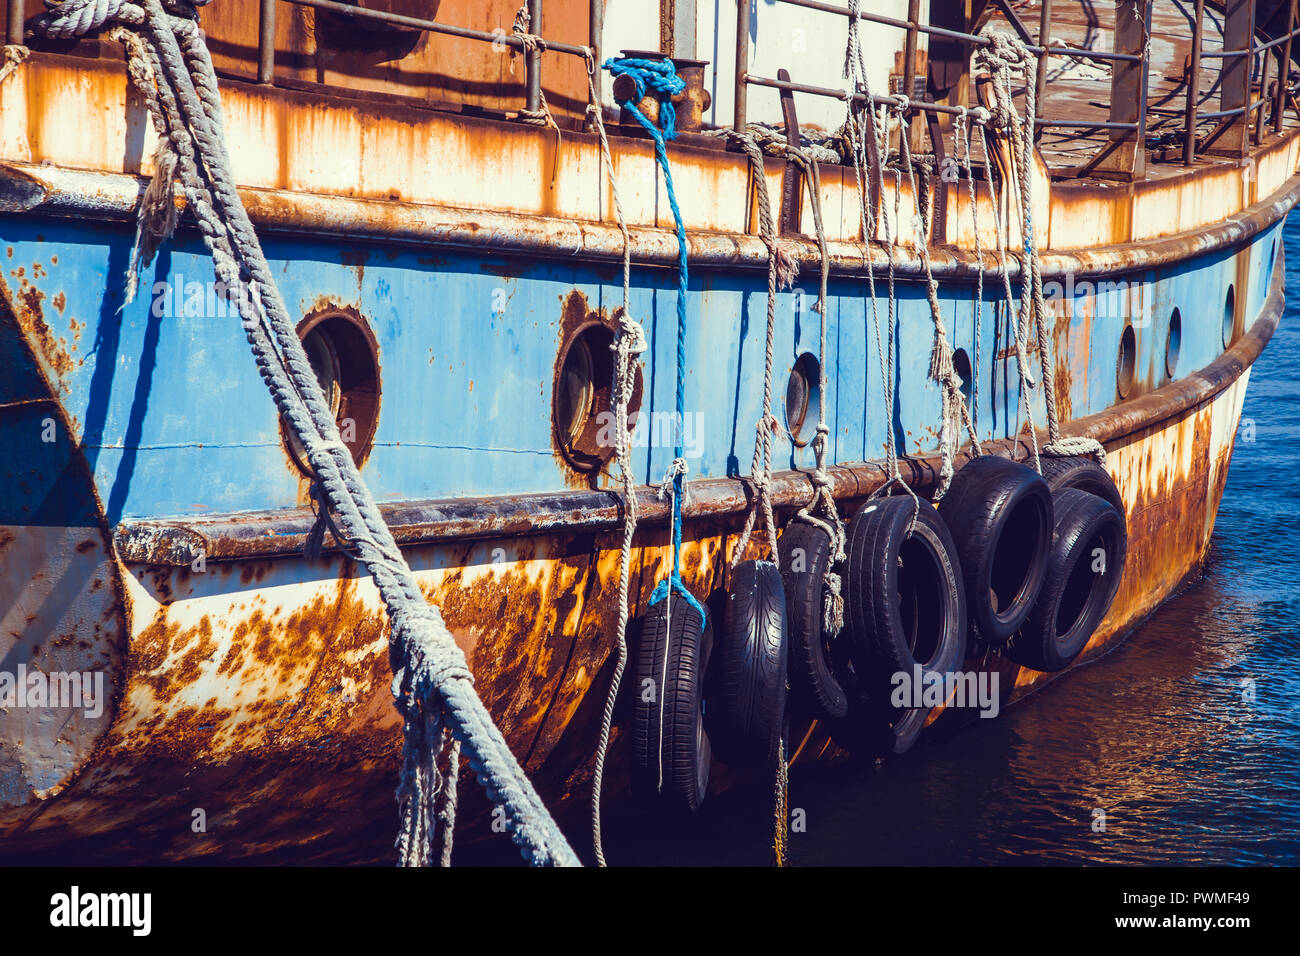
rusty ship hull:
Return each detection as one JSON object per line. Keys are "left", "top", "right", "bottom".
{"left": 1, "top": 0, "right": 1297, "bottom": 862}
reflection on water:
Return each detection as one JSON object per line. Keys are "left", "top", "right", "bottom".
{"left": 603, "top": 215, "right": 1300, "bottom": 867}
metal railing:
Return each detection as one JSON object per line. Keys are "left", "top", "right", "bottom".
{"left": 7, "top": 0, "right": 1300, "bottom": 177}
{"left": 1186, "top": 0, "right": 1300, "bottom": 162}
{"left": 731, "top": 0, "right": 1300, "bottom": 180}
{"left": 732, "top": 0, "right": 1143, "bottom": 136}
{"left": 265, "top": 0, "right": 599, "bottom": 120}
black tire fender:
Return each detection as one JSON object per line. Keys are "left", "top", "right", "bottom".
{"left": 837, "top": 495, "right": 968, "bottom": 755}
{"left": 1038, "top": 454, "right": 1126, "bottom": 532}
{"left": 778, "top": 521, "right": 850, "bottom": 721}
{"left": 1007, "top": 488, "right": 1127, "bottom": 673}
{"left": 630, "top": 598, "right": 713, "bottom": 813}
{"left": 938, "top": 455, "right": 1054, "bottom": 646}
{"left": 715, "top": 559, "right": 789, "bottom": 766}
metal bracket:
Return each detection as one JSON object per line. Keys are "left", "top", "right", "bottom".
{"left": 778, "top": 68, "right": 802, "bottom": 235}
{"left": 924, "top": 94, "right": 949, "bottom": 241}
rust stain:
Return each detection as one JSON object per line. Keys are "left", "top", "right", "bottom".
{"left": 14, "top": 283, "right": 74, "bottom": 383}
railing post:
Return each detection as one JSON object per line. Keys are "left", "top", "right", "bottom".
{"left": 1211, "top": 0, "right": 1255, "bottom": 158}
{"left": 525, "top": 0, "right": 543, "bottom": 116}
{"left": 258, "top": 0, "right": 276, "bottom": 85}
{"left": 1185, "top": 0, "right": 1205, "bottom": 165}
{"left": 1088, "top": 0, "right": 1150, "bottom": 180}
{"left": 902, "top": 0, "right": 919, "bottom": 103}
{"left": 1274, "top": 0, "right": 1298, "bottom": 132}
{"left": 588, "top": 0, "right": 602, "bottom": 122}
{"left": 1034, "top": 0, "right": 1053, "bottom": 142}
{"left": 901, "top": 0, "right": 920, "bottom": 151}
{"left": 7, "top": 0, "right": 25, "bottom": 45}
{"left": 734, "top": 0, "right": 749, "bottom": 132}
{"left": 1255, "top": 30, "right": 1270, "bottom": 144}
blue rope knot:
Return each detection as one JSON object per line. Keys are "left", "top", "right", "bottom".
{"left": 648, "top": 574, "right": 707, "bottom": 624}
{"left": 602, "top": 56, "right": 686, "bottom": 140}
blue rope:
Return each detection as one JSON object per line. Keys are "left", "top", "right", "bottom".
{"left": 604, "top": 56, "right": 703, "bottom": 624}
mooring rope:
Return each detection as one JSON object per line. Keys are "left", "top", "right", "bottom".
{"left": 772, "top": 736, "right": 789, "bottom": 867}
{"left": 511, "top": 5, "right": 559, "bottom": 135}
{"left": 603, "top": 57, "right": 701, "bottom": 621}
{"left": 721, "top": 130, "right": 793, "bottom": 569}
{"left": 897, "top": 105, "right": 982, "bottom": 501}
{"left": 843, "top": 0, "right": 921, "bottom": 529}
{"left": 584, "top": 50, "right": 646, "bottom": 868}
{"left": 41, "top": 0, "right": 578, "bottom": 867}
{"left": 973, "top": 111, "right": 1042, "bottom": 472}
{"left": 977, "top": 32, "right": 1105, "bottom": 465}
{"left": 783, "top": 145, "right": 848, "bottom": 635}
{"left": 604, "top": 56, "right": 704, "bottom": 812}
{"left": 954, "top": 105, "right": 987, "bottom": 442}
{"left": 720, "top": 130, "right": 804, "bottom": 868}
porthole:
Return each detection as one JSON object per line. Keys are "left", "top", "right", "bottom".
{"left": 786, "top": 352, "right": 822, "bottom": 447}
{"left": 282, "top": 307, "right": 381, "bottom": 476}
{"left": 1165, "top": 308, "right": 1182, "bottom": 380}
{"left": 1222, "top": 284, "right": 1237, "bottom": 348}
{"left": 556, "top": 335, "right": 594, "bottom": 447}
{"left": 1116, "top": 323, "right": 1136, "bottom": 400}
{"left": 553, "top": 322, "right": 643, "bottom": 473}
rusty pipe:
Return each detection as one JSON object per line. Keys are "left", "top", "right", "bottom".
{"left": 1187, "top": 0, "right": 1205, "bottom": 165}
{"left": 734, "top": 0, "right": 749, "bottom": 132}
{"left": 7, "top": 0, "right": 24, "bottom": 45}
{"left": 257, "top": 0, "right": 276, "bottom": 85}
{"left": 588, "top": 0, "right": 602, "bottom": 123}
{"left": 525, "top": 0, "right": 542, "bottom": 116}
{"left": 1035, "top": 0, "right": 1053, "bottom": 142}
{"left": 902, "top": 0, "right": 919, "bottom": 109}
{"left": 1276, "top": 0, "right": 1298, "bottom": 133}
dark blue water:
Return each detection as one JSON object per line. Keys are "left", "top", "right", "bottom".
{"left": 603, "top": 215, "right": 1300, "bottom": 867}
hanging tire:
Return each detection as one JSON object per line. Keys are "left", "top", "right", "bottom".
{"left": 714, "top": 559, "right": 789, "bottom": 766}
{"left": 1038, "top": 454, "right": 1125, "bottom": 528}
{"left": 837, "top": 495, "right": 968, "bottom": 755}
{"left": 937, "top": 455, "right": 1053, "bottom": 647}
{"left": 1006, "top": 488, "right": 1127, "bottom": 673}
{"left": 630, "top": 596, "right": 713, "bottom": 813}
{"left": 777, "top": 521, "right": 849, "bottom": 721}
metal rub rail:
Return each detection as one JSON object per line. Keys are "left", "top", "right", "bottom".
{"left": 4, "top": 152, "right": 1297, "bottom": 279}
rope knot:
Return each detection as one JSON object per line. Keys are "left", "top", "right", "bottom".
{"left": 0, "top": 44, "right": 30, "bottom": 81}
{"left": 603, "top": 56, "right": 685, "bottom": 140}
{"left": 614, "top": 311, "right": 647, "bottom": 356}
{"left": 658, "top": 457, "right": 689, "bottom": 503}
{"left": 511, "top": 4, "right": 546, "bottom": 54}
{"left": 979, "top": 30, "right": 1032, "bottom": 73}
